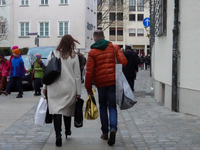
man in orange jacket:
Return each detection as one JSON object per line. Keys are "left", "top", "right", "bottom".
{"left": 85, "top": 30, "right": 127, "bottom": 146}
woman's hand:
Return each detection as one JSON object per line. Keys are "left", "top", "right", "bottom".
{"left": 76, "top": 95, "right": 81, "bottom": 98}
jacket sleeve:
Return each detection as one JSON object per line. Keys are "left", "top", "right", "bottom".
{"left": 115, "top": 45, "right": 127, "bottom": 66}
{"left": 21, "top": 59, "right": 25, "bottom": 78}
{"left": 85, "top": 50, "right": 95, "bottom": 92}
{"left": 74, "top": 55, "right": 81, "bottom": 95}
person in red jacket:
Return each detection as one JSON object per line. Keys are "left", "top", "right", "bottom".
{"left": 0, "top": 52, "right": 10, "bottom": 94}
{"left": 85, "top": 30, "right": 127, "bottom": 146}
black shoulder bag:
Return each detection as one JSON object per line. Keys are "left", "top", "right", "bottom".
{"left": 43, "top": 51, "right": 61, "bottom": 85}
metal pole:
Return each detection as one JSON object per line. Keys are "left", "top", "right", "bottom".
{"left": 172, "top": 0, "right": 179, "bottom": 112}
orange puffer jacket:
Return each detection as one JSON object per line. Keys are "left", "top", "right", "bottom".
{"left": 85, "top": 41, "right": 127, "bottom": 92}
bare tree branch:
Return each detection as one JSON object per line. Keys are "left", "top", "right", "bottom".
{"left": 0, "top": 16, "right": 9, "bottom": 43}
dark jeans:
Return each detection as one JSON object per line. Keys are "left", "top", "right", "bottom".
{"left": 34, "top": 78, "right": 41, "bottom": 93}
{"left": 97, "top": 85, "right": 117, "bottom": 135}
{"left": 5, "top": 77, "right": 23, "bottom": 94}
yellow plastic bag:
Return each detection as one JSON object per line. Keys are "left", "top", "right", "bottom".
{"left": 84, "top": 89, "right": 99, "bottom": 120}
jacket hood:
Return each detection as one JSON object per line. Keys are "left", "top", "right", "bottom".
{"left": 90, "top": 39, "right": 110, "bottom": 50}
{"left": 123, "top": 51, "right": 133, "bottom": 58}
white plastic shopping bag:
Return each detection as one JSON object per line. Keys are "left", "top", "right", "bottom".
{"left": 115, "top": 64, "right": 137, "bottom": 110}
{"left": 35, "top": 97, "right": 47, "bottom": 126}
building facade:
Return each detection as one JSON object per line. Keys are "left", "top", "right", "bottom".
{"left": 97, "top": 0, "right": 149, "bottom": 56}
{"left": 151, "top": 0, "right": 200, "bottom": 117}
{"left": 0, "top": 0, "right": 97, "bottom": 53}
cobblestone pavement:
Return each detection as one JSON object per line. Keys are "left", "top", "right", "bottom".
{"left": 1, "top": 69, "right": 200, "bottom": 150}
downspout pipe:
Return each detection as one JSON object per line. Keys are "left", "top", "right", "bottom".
{"left": 172, "top": 0, "right": 179, "bottom": 112}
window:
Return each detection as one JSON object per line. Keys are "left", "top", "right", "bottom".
{"left": 41, "top": 0, "right": 48, "bottom": 5}
{"left": 129, "top": 28, "right": 135, "bottom": 36}
{"left": 60, "top": 0, "right": 68, "bottom": 4}
{"left": 129, "top": 0, "right": 135, "bottom": 11}
{"left": 97, "top": 13, "right": 102, "bottom": 20}
{"left": 154, "top": 0, "right": 167, "bottom": 36}
{"left": 117, "top": 0, "right": 123, "bottom": 6}
{"left": 117, "top": 13, "right": 123, "bottom": 21}
{"left": 0, "top": 0, "right": 6, "bottom": 6}
{"left": 97, "top": 0, "right": 102, "bottom": 6}
{"left": 110, "top": 13, "right": 115, "bottom": 21}
{"left": 20, "top": 22, "right": 29, "bottom": 36}
{"left": 137, "top": 0, "right": 144, "bottom": 11}
{"left": 21, "top": 0, "right": 29, "bottom": 5}
{"left": 39, "top": 22, "right": 49, "bottom": 37}
{"left": 129, "top": 14, "right": 135, "bottom": 21}
{"left": 137, "top": 29, "right": 144, "bottom": 36}
{"left": 137, "top": 14, "right": 143, "bottom": 21}
{"left": 59, "top": 22, "right": 68, "bottom": 36}
{"left": 0, "top": 24, "right": 5, "bottom": 34}
{"left": 110, "top": 27, "right": 115, "bottom": 35}
{"left": 109, "top": 0, "right": 115, "bottom": 6}
{"left": 117, "top": 27, "right": 123, "bottom": 35}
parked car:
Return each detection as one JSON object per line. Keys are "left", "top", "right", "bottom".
{"left": 5, "top": 55, "right": 36, "bottom": 89}
{"left": 27, "top": 46, "right": 56, "bottom": 65}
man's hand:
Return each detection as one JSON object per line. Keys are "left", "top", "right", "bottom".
{"left": 76, "top": 95, "right": 81, "bottom": 98}
{"left": 87, "top": 90, "right": 93, "bottom": 96}
{"left": 43, "top": 89, "right": 47, "bottom": 95}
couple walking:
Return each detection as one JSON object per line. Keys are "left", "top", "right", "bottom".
{"left": 44, "top": 30, "right": 127, "bottom": 147}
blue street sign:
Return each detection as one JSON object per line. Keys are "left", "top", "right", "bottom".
{"left": 143, "top": 18, "right": 150, "bottom": 27}
{"left": 28, "top": 32, "right": 37, "bottom": 35}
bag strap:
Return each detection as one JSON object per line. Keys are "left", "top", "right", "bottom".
{"left": 51, "top": 51, "right": 55, "bottom": 57}
{"left": 113, "top": 45, "right": 118, "bottom": 64}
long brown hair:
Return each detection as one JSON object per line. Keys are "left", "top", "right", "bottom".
{"left": 56, "top": 34, "right": 80, "bottom": 59}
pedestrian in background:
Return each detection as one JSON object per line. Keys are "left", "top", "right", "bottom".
{"left": 144, "top": 55, "right": 149, "bottom": 70}
{"left": 43, "top": 34, "right": 81, "bottom": 147}
{"left": 140, "top": 54, "right": 144, "bottom": 70}
{"left": 85, "top": 30, "right": 127, "bottom": 146}
{"left": 1, "top": 46, "right": 25, "bottom": 98}
{"left": 0, "top": 52, "right": 10, "bottom": 94}
{"left": 123, "top": 46, "right": 138, "bottom": 92}
{"left": 27, "top": 53, "right": 45, "bottom": 96}
{"left": 74, "top": 49, "right": 86, "bottom": 83}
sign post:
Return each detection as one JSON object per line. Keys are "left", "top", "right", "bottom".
{"left": 28, "top": 33, "right": 39, "bottom": 47}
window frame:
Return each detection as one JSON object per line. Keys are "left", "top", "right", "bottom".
{"left": 21, "top": 0, "right": 29, "bottom": 5}
{"left": 129, "top": 28, "right": 135, "bottom": 36}
{"left": 129, "top": 0, "right": 135, "bottom": 11}
{"left": 137, "top": 28, "right": 144, "bottom": 37}
{"left": 117, "top": 13, "right": 123, "bottom": 21}
{"left": 58, "top": 21, "right": 69, "bottom": 37}
{"left": 60, "top": 0, "right": 68, "bottom": 4}
{"left": 137, "top": 14, "right": 144, "bottom": 21}
{"left": 39, "top": 22, "right": 49, "bottom": 37}
{"left": 110, "top": 13, "right": 116, "bottom": 21}
{"left": 129, "top": 14, "right": 135, "bottom": 21}
{"left": 40, "top": 0, "right": 48, "bottom": 5}
{"left": 0, "top": 0, "right": 6, "bottom": 6}
{"left": 137, "top": 0, "right": 144, "bottom": 11}
{"left": 19, "top": 22, "right": 30, "bottom": 37}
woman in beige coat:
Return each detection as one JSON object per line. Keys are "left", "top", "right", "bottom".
{"left": 43, "top": 34, "right": 81, "bottom": 147}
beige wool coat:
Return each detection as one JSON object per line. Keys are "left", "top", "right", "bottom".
{"left": 44, "top": 50, "right": 81, "bottom": 116}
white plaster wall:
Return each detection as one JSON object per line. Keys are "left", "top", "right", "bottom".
{"left": 11, "top": 0, "right": 86, "bottom": 48}
{"left": 179, "top": 1, "right": 200, "bottom": 91}
{"left": 153, "top": 0, "right": 174, "bottom": 86}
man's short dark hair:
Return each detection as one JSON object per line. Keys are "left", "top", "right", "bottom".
{"left": 93, "top": 30, "right": 104, "bottom": 40}
{"left": 126, "top": 46, "right": 132, "bottom": 50}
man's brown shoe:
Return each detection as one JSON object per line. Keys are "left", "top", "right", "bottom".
{"left": 101, "top": 134, "right": 108, "bottom": 140}
{"left": 0, "top": 90, "right": 8, "bottom": 96}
